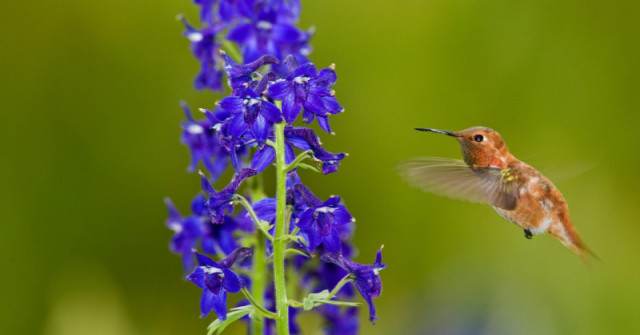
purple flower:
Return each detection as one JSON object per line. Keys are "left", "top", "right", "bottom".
{"left": 227, "top": 3, "right": 310, "bottom": 63}
{"left": 181, "top": 18, "right": 224, "bottom": 91}
{"left": 292, "top": 184, "right": 354, "bottom": 253}
{"left": 217, "top": 86, "right": 283, "bottom": 147}
{"left": 267, "top": 56, "right": 343, "bottom": 132}
{"left": 201, "top": 168, "right": 257, "bottom": 223}
{"left": 190, "top": 193, "right": 253, "bottom": 256}
{"left": 180, "top": 102, "right": 230, "bottom": 180}
{"left": 221, "top": 52, "right": 279, "bottom": 90}
{"left": 193, "top": 0, "right": 215, "bottom": 24}
{"left": 187, "top": 247, "right": 253, "bottom": 319}
{"left": 285, "top": 127, "right": 346, "bottom": 174}
{"left": 165, "top": 197, "right": 204, "bottom": 273}
{"left": 321, "top": 248, "right": 386, "bottom": 323}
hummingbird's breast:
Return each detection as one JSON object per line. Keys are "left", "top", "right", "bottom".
{"left": 492, "top": 161, "right": 567, "bottom": 235}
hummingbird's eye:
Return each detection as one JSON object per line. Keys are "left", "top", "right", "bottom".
{"left": 474, "top": 134, "right": 484, "bottom": 142}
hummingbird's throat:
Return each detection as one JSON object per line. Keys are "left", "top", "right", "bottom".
{"left": 464, "top": 151, "right": 507, "bottom": 169}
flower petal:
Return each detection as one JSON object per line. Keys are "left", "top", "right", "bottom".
{"left": 218, "top": 247, "right": 253, "bottom": 268}
{"left": 284, "top": 142, "right": 295, "bottom": 164}
{"left": 261, "top": 101, "right": 284, "bottom": 123}
{"left": 222, "top": 268, "right": 242, "bottom": 293}
{"left": 267, "top": 81, "right": 292, "bottom": 100}
{"left": 201, "top": 174, "right": 217, "bottom": 196}
{"left": 226, "top": 23, "right": 253, "bottom": 44}
{"left": 164, "top": 198, "right": 182, "bottom": 222}
{"left": 322, "top": 229, "right": 342, "bottom": 254}
{"left": 272, "top": 24, "right": 304, "bottom": 43}
{"left": 322, "top": 95, "right": 343, "bottom": 114}
{"left": 253, "top": 198, "right": 276, "bottom": 222}
{"left": 316, "top": 115, "right": 332, "bottom": 133}
{"left": 333, "top": 205, "right": 354, "bottom": 226}
{"left": 228, "top": 115, "right": 248, "bottom": 139}
{"left": 212, "top": 289, "right": 228, "bottom": 320}
{"left": 282, "top": 92, "right": 302, "bottom": 124}
{"left": 315, "top": 67, "right": 337, "bottom": 88}
{"left": 250, "top": 114, "right": 269, "bottom": 145}
{"left": 195, "top": 251, "right": 218, "bottom": 267}
{"left": 187, "top": 266, "right": 207, "bottom": 289}
{"left": 251, "top": 145, "right": 276, "bottom": 172}
{"left": 295, "top": 209, "right": 314, "bottom": 229}
{"left": 218, "top": 96, "right": 243, "bottom": 115}
{"left": 294, "top": 184, "right": 323, "bottom": 207}
{"left": 200, "top": 289, "right": 215, "bottom": 317}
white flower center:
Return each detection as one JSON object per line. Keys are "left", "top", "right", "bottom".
{"left": 187, "top": 124, "right": 204, "bottom": 134}
{"left": 247, "top": 98, "right": 261, "bottom": 107}
{"left": 187, "top": 32, "right": 203, "bottom": 43}
{"left": 203, "top": 267, "right": 223, "bottom": 275}
{"left": 316, "top": 206, "right": 335, "bottom": 214}
{"left": 257, "top": 21, "right": 272, "bottom": 30}
{"left": 168, "top": 223, "right": 182, "bottom": 233}
{"left": 293, "top": 76, "right": 310, "bottom": 84}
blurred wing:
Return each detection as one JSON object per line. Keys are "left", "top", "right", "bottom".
{"left": 398, "top": 157, "right": 518, "bottom": 210}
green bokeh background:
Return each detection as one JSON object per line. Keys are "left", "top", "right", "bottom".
{"left": 2, "top": 0, "right": 639, "bottom": 334}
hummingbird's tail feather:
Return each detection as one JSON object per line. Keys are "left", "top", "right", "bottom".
{"left": 549, "top": 220, "right": 599, "bottom": 263}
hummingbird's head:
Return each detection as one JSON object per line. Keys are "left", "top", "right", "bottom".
{"left": 415, "top": 126, "right": 510, "bottom": 167}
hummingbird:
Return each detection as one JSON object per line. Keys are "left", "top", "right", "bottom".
{"left": 399, "top": 126, "right": 594, "bottom": 260}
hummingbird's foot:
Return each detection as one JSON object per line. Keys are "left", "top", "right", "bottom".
{"left": 524, "top": 229, "right": 533, "bottom": 239}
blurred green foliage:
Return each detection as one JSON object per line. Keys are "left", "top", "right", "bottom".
{"left": 1, "top": 0, "right": 639, "bottom": 334}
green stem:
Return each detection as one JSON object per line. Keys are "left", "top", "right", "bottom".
{"left": 249, "top": 173, "right": 267, "bottom": 335}
{"left": 233, "top": 194, "right": 273, "bottom": 242}
{"left": 327, "top": 275, "right": 353, "bottom": 299}
{"left": 273, "top": 121, "right": 290, "bottom": 335}
{"left": 284, "top": 150, "right": 313, "bottom": 173}
{"left": 241, "top": 287, "right": 277, "bottom": 319}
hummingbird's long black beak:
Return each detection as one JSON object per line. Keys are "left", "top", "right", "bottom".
{"left": 415, "top": 128, "right": 460, "bottom": 137}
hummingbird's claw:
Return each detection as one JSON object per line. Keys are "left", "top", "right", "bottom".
{"left": 524, "top": 229, "right": 533, "bottom": 239}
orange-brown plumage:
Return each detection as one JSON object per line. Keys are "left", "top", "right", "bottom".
{"left": 400, "top": 126, "right": 593, "bottom": 260}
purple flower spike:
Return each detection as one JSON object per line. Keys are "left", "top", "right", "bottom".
{"left": 293, "top": 184, "right": 354, "bottom": 253}
{"left": 168, "top": 0, "right": 386, "bottom": 330}
{"left": 321, "top": 248, "right": 386, "bottom": 323}
{"left": 267, "top": 59, "right": 343, "bottom": 132}
{"left": 201, "top": 168, "right": 257, "bottom": 223}
{"left": 187, "top": 247, "right": 253, "bottom": 319}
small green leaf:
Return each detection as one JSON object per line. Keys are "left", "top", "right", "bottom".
{"left": 207, "top": 306, "right": 252, "bottom": 335}
{"left": 295, "top": 235, "right": 308, "bottom": 247}
{"left": 297, "top": 162, "right": 322, "bottom": 173}
{"left": 314, "top": 300, "right": 361, "bottom": 308}
{"left": 303, "top": 297, "right": 314, "bottom": 311}
{"left": 248, "top": 310, "right": 261, "bottom": 322}
{"left": 257, "top": 219, "right": 270, "bottom": 232}
{"left": 302, "top": 290, "right": 332, "bottom": 311}
{"left": 308, "top": 290, "right": 331, "bottom": 300}
{"left": 285, "top": 248, "right": 310, "bottom": 258}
